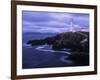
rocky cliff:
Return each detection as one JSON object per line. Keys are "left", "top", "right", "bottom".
{"left": 27, "top": 32, "right": 89, "bottom": 52}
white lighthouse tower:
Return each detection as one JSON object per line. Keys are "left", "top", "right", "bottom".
{"left": 70, "top": 18, "right": 75, "bottom": 32}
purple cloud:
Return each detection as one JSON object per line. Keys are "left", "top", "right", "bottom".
{"left": 22, "top": 11, "right": 89, "bottom": 33}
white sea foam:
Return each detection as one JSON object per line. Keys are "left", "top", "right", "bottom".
{"left": 35, "top": 45, "right": 71, "bottom": 54}
{"left": 23, "top": 43, "right": 33, "bottom": 48}
{"left": 60, "top": 56, "right": 72, "bottom": 63}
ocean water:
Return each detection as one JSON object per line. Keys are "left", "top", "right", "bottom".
{"left": 22, "top": 32, "right": 89, "bottom": 69}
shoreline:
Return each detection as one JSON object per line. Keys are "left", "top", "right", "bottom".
{"left": 35, "top": 45, "right": 71, "bottom": 55}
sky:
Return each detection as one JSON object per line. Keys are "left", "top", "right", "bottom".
{"left": 22, "top": 11, "right": 89, "bottom": 34}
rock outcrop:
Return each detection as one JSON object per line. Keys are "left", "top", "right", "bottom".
{"left": 27, "top": 32, "right": 89, "bottom": 52}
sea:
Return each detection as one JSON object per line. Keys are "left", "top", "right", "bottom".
{"left": 22, "top": 32, "right": 89, "bottom": 69}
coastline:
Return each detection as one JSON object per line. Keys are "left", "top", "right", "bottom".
{"left": 35, "top": 44, "right": 71, "bottom": 55}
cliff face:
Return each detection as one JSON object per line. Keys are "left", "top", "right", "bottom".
{"left": 27, "top": 32, "right": 89, "bottom": 52}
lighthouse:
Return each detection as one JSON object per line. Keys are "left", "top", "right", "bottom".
{"left": 70, "top": 18, "right": 75, "bottom": 32}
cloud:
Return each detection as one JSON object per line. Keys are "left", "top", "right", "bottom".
{"left": 22, "top": 11, "right": 89, "bottom": 33}
{"left": 22, "top": 11, "right": 55, "bottom": 22}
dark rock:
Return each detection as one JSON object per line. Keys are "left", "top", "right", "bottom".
{"left": 27, "top": 32, "right": 89, "bottom": 52}
{"left": 68, "top": 52, "right": 89, "bottom": 65}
